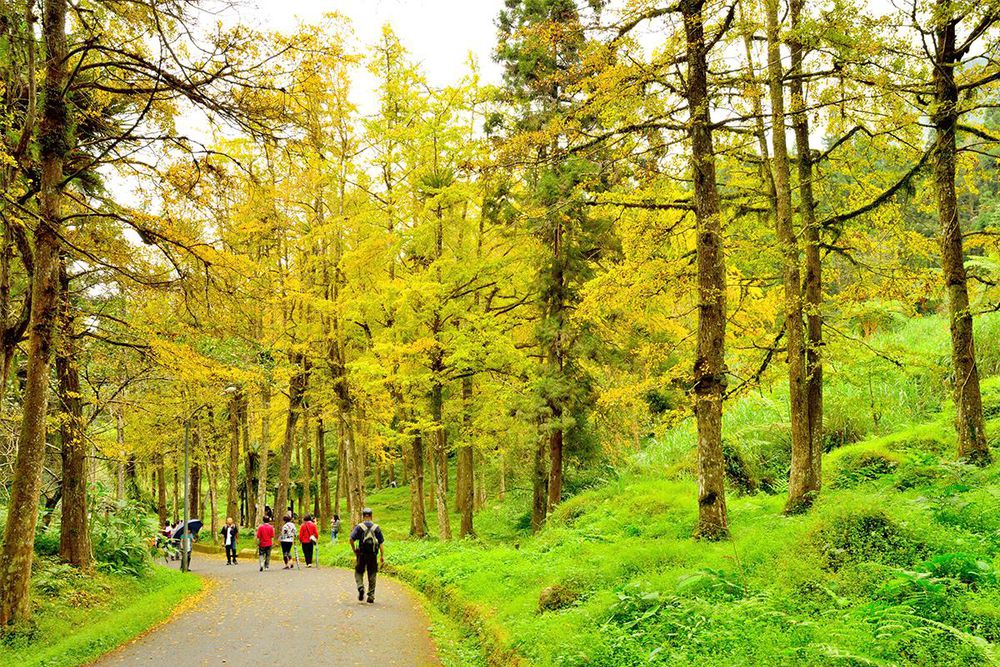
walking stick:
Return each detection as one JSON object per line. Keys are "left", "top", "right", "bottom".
{"left": 315, "top": 539, "right": 319, "bottom": 569}
{"left": 293, "top": 541, "right": 300, "bottom": 569}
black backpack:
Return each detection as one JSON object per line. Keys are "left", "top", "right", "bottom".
{"left": 358, "top": 522, "right": 380, "bottom": 554}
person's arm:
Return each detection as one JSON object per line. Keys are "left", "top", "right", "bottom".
{"left": 379, "top": 541, "right": 385, "bottom": 566}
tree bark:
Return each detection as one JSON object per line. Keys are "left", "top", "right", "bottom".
{"left": 204, "top": 427, "right": 218, "bottom": 543}
{"left": 317, "top": 415, "right": 330, "bottom": 531}
{"left": 932, "top": 0, "right": 990, "bottom": 465}
{"left": 766, "top": 0, "right": 814, "bottom": 513}
{"left": 409, "top": 431, "right": 428, "bottom": 537}
{"left": 302, "top": 406, "right": 313, "bottom": 517}
{"left": 531, "top": 433, "right": 548, "bottom": 533}
{"left": 57, "top": 261, "right": 92, "bottom": 571}
{"left": 429, "top": 379, "right": 451, "bottom": 540}
{"left": 226, "top": 389, "right": 241, "bottom": 522}
{"left": 457, "top": 376, "right": 474, "bottom": 537}
{"left": 789, "top": 0, "right": 824, "bottom": 490}
{"left": 0, "top": 0, "right": 69, "bottom": 626}
{"left": 254, "top": 378, "right": 271, "bottom": 528}
{"left": 156, "top": 453, "right": 167, "bottom": 527}
{"left": 276, "top": 357, "right": 307, "bottom": 520}
{"left": 683, "top": 0, "right": 729, "bottom": 540}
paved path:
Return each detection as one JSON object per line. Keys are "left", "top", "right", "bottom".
{"left": 93, "top": 550, "right": 441, "bottom": 667}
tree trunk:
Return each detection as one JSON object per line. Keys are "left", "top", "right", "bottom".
{"left": 932, "top": 1, "right": 990, "bottom": 465}
{"left": 172, "top": 459, "right": 179, "bottom": 523}
{"left": 0, "top": 0, "right": 69, "bottom": 626}
{"left": 242, "top": 396, "right": 254, "bottom": 527}
{"left": 254, "top": 379, "right": 271, "bottom": 528}
{"left": 57, "top": 262, "right": 91, "bottom": 571}
{"left": 124, "top": 454, "right": 140, "bottom": 501}
{"left": 430, "top": 380, "right": 451, "bottom": 540}
{"left": 156, "top": 453, "right": 167, "bottom": 527}
{"left": 335, "top": 422, "right": 344, "bottom": 518}
{"left": 302, "top": 407, "right": 313, "bottom": 517}
{"left": 531, "top": 433, "right": 548, "bottom": 533}
{"left": 409, "top": 432, "right": 428, "bottom": 537}
{"left": 204, "top": 430, "right": 218, "bottom": 543}
{"left": 189, "top": 460, "right": 200, "bottom": 519}
{"left": 683, "top": 0, "right": 729, "bottom": 540}
{"left": 317, "top": 416, "right": 330, "bottom": 531}
{"left": 789, "top": 0, "right": 824, "bottom": 490}
{"left": 115, "top": 409, "right": 125, "bottom": 502}
{"left": 457, "top": 376, "right": 474, "bottom": 537}
{"left": 766, "top": 0, "right": 814, "bottom": 513}
{"left": 226, "top": 390, "right": 241, "bottom": 522}
{"left": 276, "top": 358, "right": 307, "bottom": 520}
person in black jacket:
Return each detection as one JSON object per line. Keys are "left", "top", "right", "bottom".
{"left": 221, "top": 517, "right": 239, "bottom": 565}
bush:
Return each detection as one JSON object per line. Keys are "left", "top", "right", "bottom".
{"left": 830, "top": 449, "right": 900, "bottom": 488}
{"left": 34, "top": 527, "right": 60, "bottom": 557}
{"left": 91, "top": 499, "right": 158, "bottom": 576}
{"left": 538, "top": 583, "right": 579, "bottom": 612}
{"left": 814, "top": 508, "right": 927, "bottom": 571}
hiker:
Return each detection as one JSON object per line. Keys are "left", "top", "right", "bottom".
{"left": 299, "top": 514, "right": 319, "bottom": 567}
{"left": 256, "top": 515, "right": 275, "bottom": 572}
{"left": 280, "top": 513, "right": 297, "bottom": 569}
{"left": 349, "top": 508, "right": 385, "bottom": 604}
{"left": 331, "top": 514, "right": 341, "bottom": 543}
{"left": 221, "top": 517, "right": 239, "bottom": 565}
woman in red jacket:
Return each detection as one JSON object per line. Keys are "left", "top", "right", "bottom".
{"left": 298, "top": 514, "right": 319, "bottom": 567}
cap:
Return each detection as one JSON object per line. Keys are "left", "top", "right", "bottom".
{"left": 362, "top": 508, "right": 373, "bottom": 516}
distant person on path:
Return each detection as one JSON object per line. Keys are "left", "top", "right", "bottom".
{"left": 221, "top": 517, "right": 239, "bottom": 565}
{"left": 299, "top": 514, "right": 319, "bottom": 567}
{"left": 331, "top": 514, "right": 341, "bottom": 543}
{"left": 256, "top": 515, "right": 275, "bottom": 572}
{"left": 280, "top": 513, "right": 298, "bottom": 569}
{"left": 350, "top": 508, "right": 385, "bottom": 604}
{"left": 264, "top": 505, "right": 273, "bottom": 523}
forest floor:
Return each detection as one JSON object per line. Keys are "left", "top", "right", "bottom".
{"left": 91, "top": 553, "right": 441, "bottom": 667}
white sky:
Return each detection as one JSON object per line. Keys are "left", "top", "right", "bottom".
{"left": 241, "top": 0, "right": 507, "bottom": 111}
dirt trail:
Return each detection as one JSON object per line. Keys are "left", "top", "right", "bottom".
{"left": 92, "top": 550, "right": 441, "bottom": 666}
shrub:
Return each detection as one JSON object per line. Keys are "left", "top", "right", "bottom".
{"left": 538, "top": 584, "right": 579, "bottom": 612}
{"left": 814, "top": 508, "right": 926, "bottom": 571}
{"left": 830, "top": 449, "right": 900, "bottom": 488}
{"left": 33, "top": 527, "right": 60, "bottom": 557}
{"left": 91, "top": 499, "right": 158, "bottom": 576}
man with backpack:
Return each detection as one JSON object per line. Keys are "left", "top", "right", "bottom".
{"left": 349, "top": 508, "right": 385, "bottom": 604}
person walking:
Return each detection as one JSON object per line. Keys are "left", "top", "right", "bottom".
{"left": 221, "top": 517, "right": 239, "bottom": 565}
{"left": 280, "top": 513, "right": 297, "bottom": 569}
{"left": 256, "top": 515, "right": 275, "bottom": 572}
{"left": 349, "top": 508, "right": 385, "bottom": 604}
{"left": 331, "top": 514, "right": 341, "bottom": 543}
{"left": 299, "top": 514, "right": 319, "bottom": 567}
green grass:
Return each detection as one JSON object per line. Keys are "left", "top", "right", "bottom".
{"left": 0, "top": 561, "right": 202, "bottom": 667}
{"left": 351, "top": 313, "right": 1000, "bottom": 666}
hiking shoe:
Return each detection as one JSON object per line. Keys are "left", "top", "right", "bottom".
{"left": 358, "top": 587, "right": 365, "bottom": 601}
{"left": 367, "top": 596, "right": 375, "bottom": 604}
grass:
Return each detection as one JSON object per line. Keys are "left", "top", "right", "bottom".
{"left": 0, "top": 560, "right": 202, "bottom": 667}
{"left": 351, "top": 312, "right": 1000, "bottom": 666}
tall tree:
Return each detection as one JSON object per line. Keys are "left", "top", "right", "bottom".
{"left": 0, "top": 0, "right": 70, "bottom": 625}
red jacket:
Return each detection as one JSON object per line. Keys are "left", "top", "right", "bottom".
{"left": 256, "top": 523, "right": 275, "bottom": 547}
{"left": 299, "top": 520, "right": 318, "bottom": 544}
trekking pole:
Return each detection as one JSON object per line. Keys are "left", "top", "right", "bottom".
{"left": 315, "top": 540, "right": 319, "bottom": 569}
{"left": 294, "top": 541, "right": 300, "bottom": 569}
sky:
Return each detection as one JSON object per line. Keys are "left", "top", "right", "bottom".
{"left": 238, "top": 0, "right": 508, "bottom": 111}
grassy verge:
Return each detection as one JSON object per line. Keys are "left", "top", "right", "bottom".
{"left": 0, "top": 561, "right": 202, "bottom": 667}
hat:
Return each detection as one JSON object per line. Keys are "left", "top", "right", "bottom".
{"left": 362, "top": 508, "right": 373, "bottom": 516}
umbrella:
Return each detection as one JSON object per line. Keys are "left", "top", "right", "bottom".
{"left": 171, "top": 519, "right": 203, "bottom": 539}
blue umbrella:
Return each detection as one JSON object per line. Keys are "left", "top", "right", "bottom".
{"left": 171, "top": 519, "right": 203, "bottom": 539}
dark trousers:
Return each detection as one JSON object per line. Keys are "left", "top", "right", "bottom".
{"left": 258, "top": 545, "right": 271, "bottom": 570}
{"left": 281, "top": 541, "right": 293, "bottom": 564}
{"left": 354, "top": 550, "right": 378, "bottom": 597}
{"left": 302, "top": 541, "right": 314, "bottom": 565}
{"left": 225, "top": 543, "right": 237, "bottom": 563}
